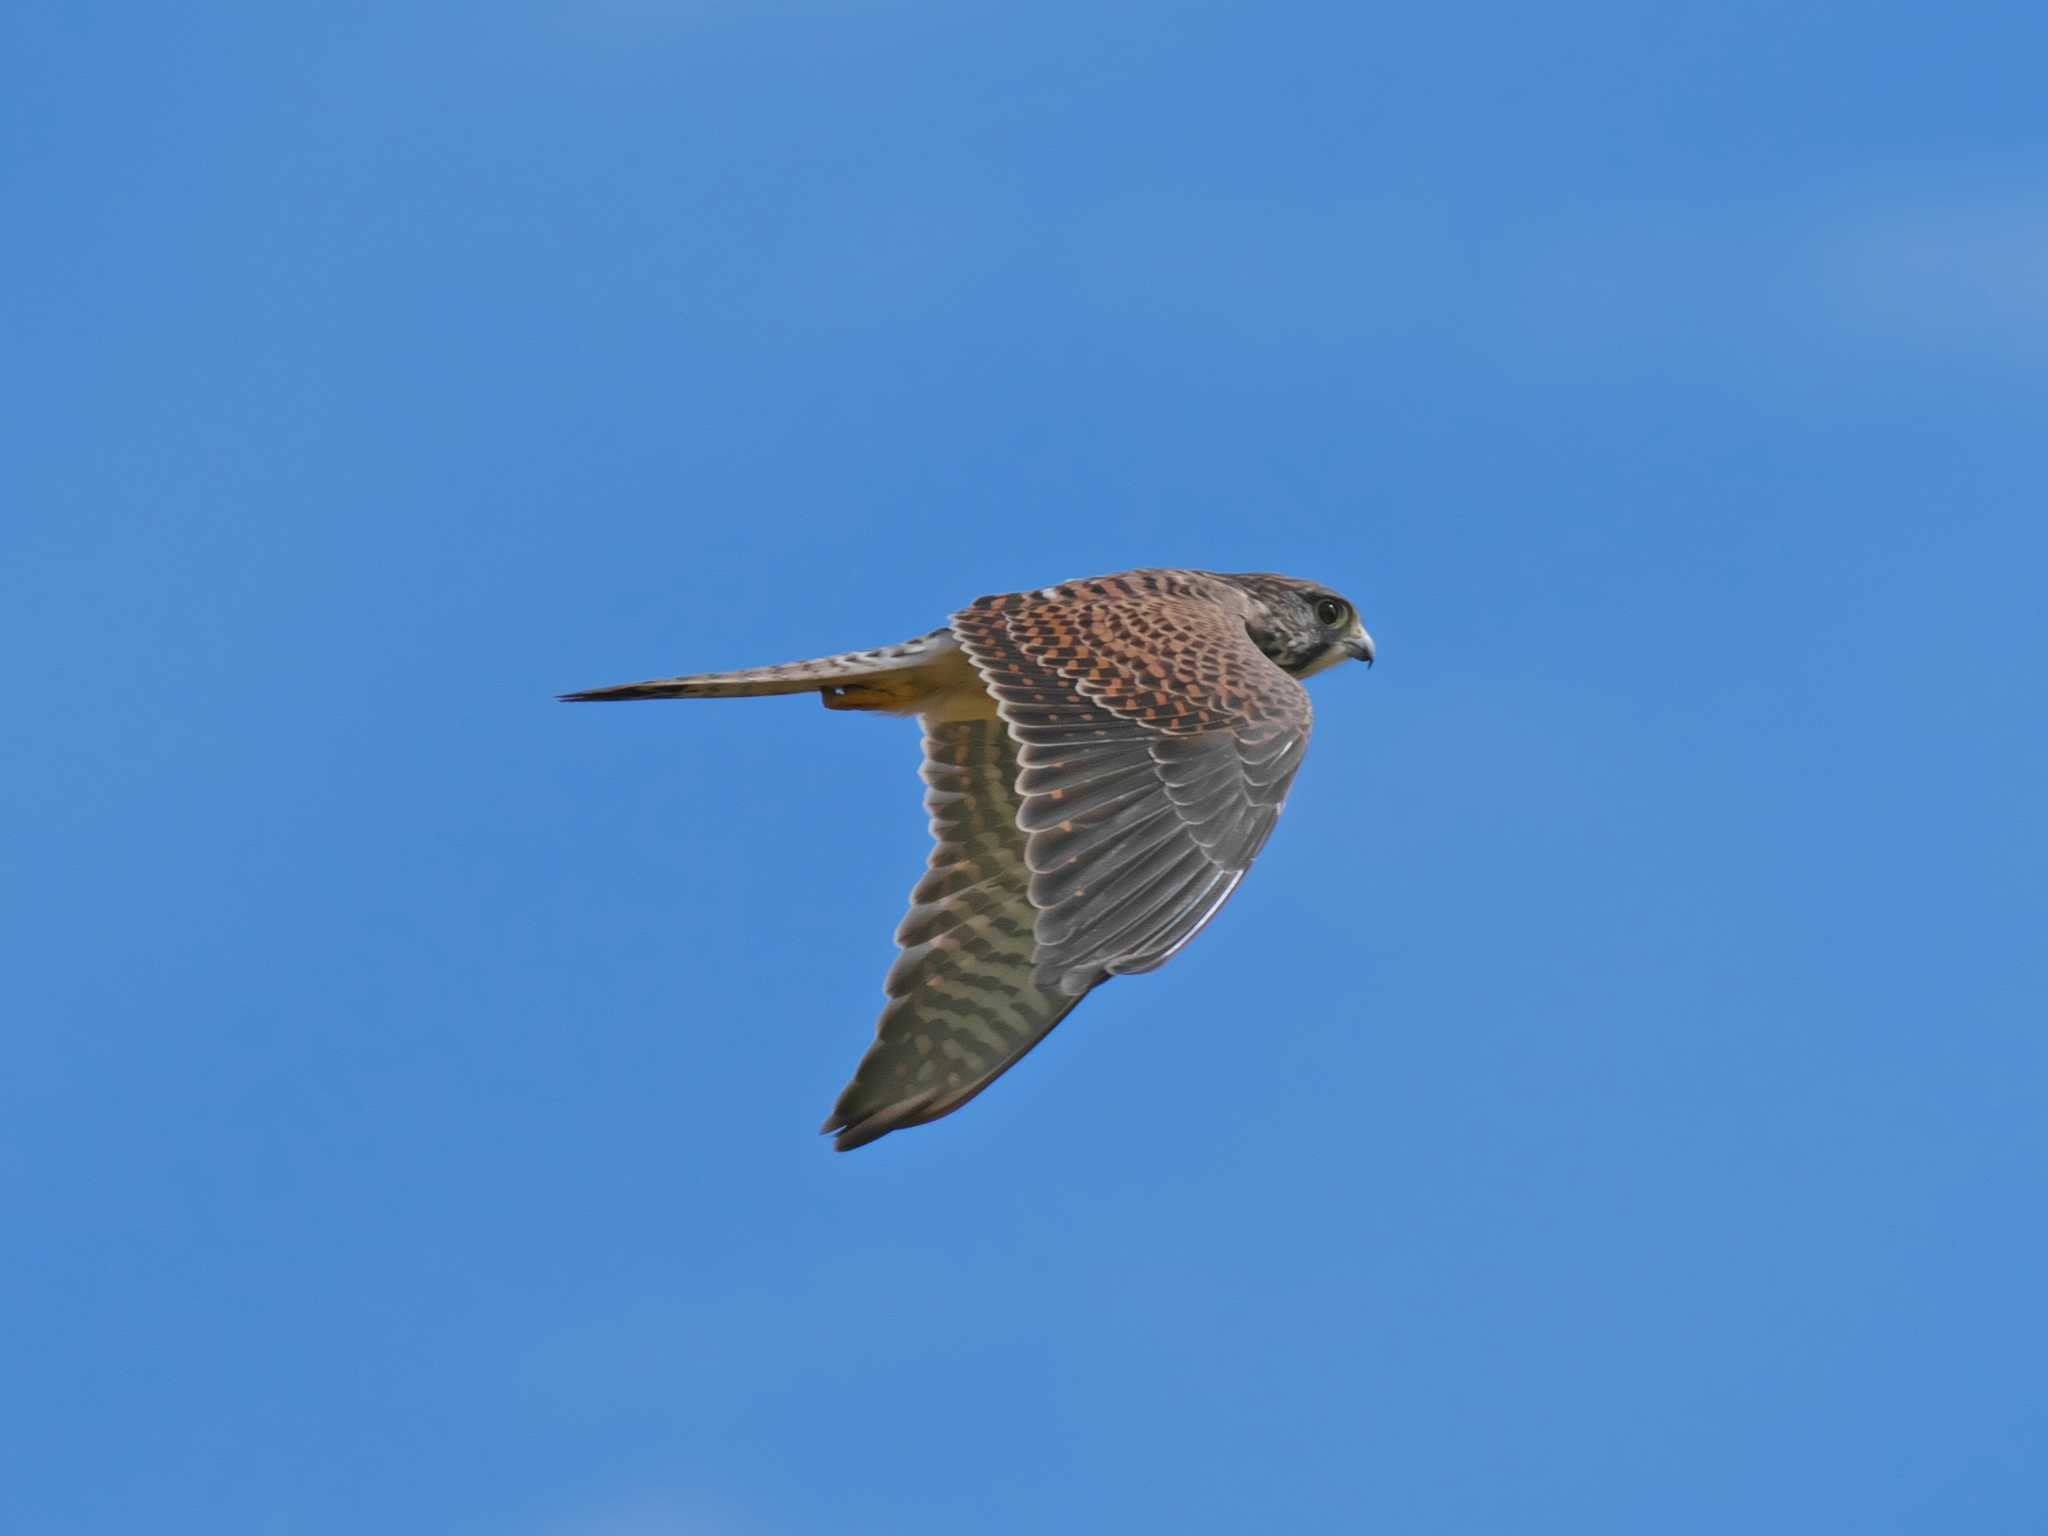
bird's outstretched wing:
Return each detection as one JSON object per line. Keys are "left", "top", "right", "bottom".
{"left": 823, "top": 574, "right": 1313, "bottom": 1149}
{"left": 956, "top": 575, "right": 1313, "bottom": 995}
{"left": 824, "top": 717, "right": 1083, "bottom": 1150}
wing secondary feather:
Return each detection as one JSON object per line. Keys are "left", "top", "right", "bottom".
{"left": 951, "top": 571, "right": 1313, "bottom": 997}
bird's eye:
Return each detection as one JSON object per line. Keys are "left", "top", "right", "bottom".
{"left": 1314, "top": 597, "right": 1347, "bottom": 627}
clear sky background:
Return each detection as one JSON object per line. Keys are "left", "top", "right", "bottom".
{"left": 6, "top": 4, "right": 2044, "bottom": 1533}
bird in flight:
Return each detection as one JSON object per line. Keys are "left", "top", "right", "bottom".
{"left": 563, "top": 568, "right": 1374, "bottom": 1150}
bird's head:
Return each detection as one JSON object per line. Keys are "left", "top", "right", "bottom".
{"left": 1223, "top": 572, "right": 1376, "bottom": 677}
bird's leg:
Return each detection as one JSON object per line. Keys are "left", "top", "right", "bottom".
{"left": 821, "top": 683, "right": 908, "bottom": 711}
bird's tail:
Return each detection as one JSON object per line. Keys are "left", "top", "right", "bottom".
{"left": 559, "top": 627, "right": 957, "bottom": 703}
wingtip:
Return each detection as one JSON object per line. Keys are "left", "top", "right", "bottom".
{"left": 820, "top": 1079, "right": 969, "bottom": 1151}
{"left": 818, "top": 1114, "right": 885, "bottom": 1153}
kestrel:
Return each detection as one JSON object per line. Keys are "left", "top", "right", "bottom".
{"left": 563, "top": 568, "right": 1374, "bottom": 1149}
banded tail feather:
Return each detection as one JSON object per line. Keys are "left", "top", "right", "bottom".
{"left": 559, "top": 628, "right": 957, "bottom": 704}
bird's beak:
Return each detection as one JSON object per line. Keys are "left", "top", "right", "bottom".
{"left": 1348, "top": 625, "right": 1376, "bottom": 667}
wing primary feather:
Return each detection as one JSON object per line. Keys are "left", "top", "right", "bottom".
{"left": 822, "top": 716, "right": 1090, "bottom": 1150}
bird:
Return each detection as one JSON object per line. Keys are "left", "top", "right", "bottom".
{"left": 562, "top": 568, "right": 1374, "bottom": 1150}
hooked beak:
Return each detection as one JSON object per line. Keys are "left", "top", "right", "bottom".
{"left": 1348, "top": 625, "right": 1376, "bottom": 667}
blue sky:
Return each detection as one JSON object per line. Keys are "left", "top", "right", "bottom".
{"left": 6, "top": 3, "right": 2044, "bottom": 1532}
